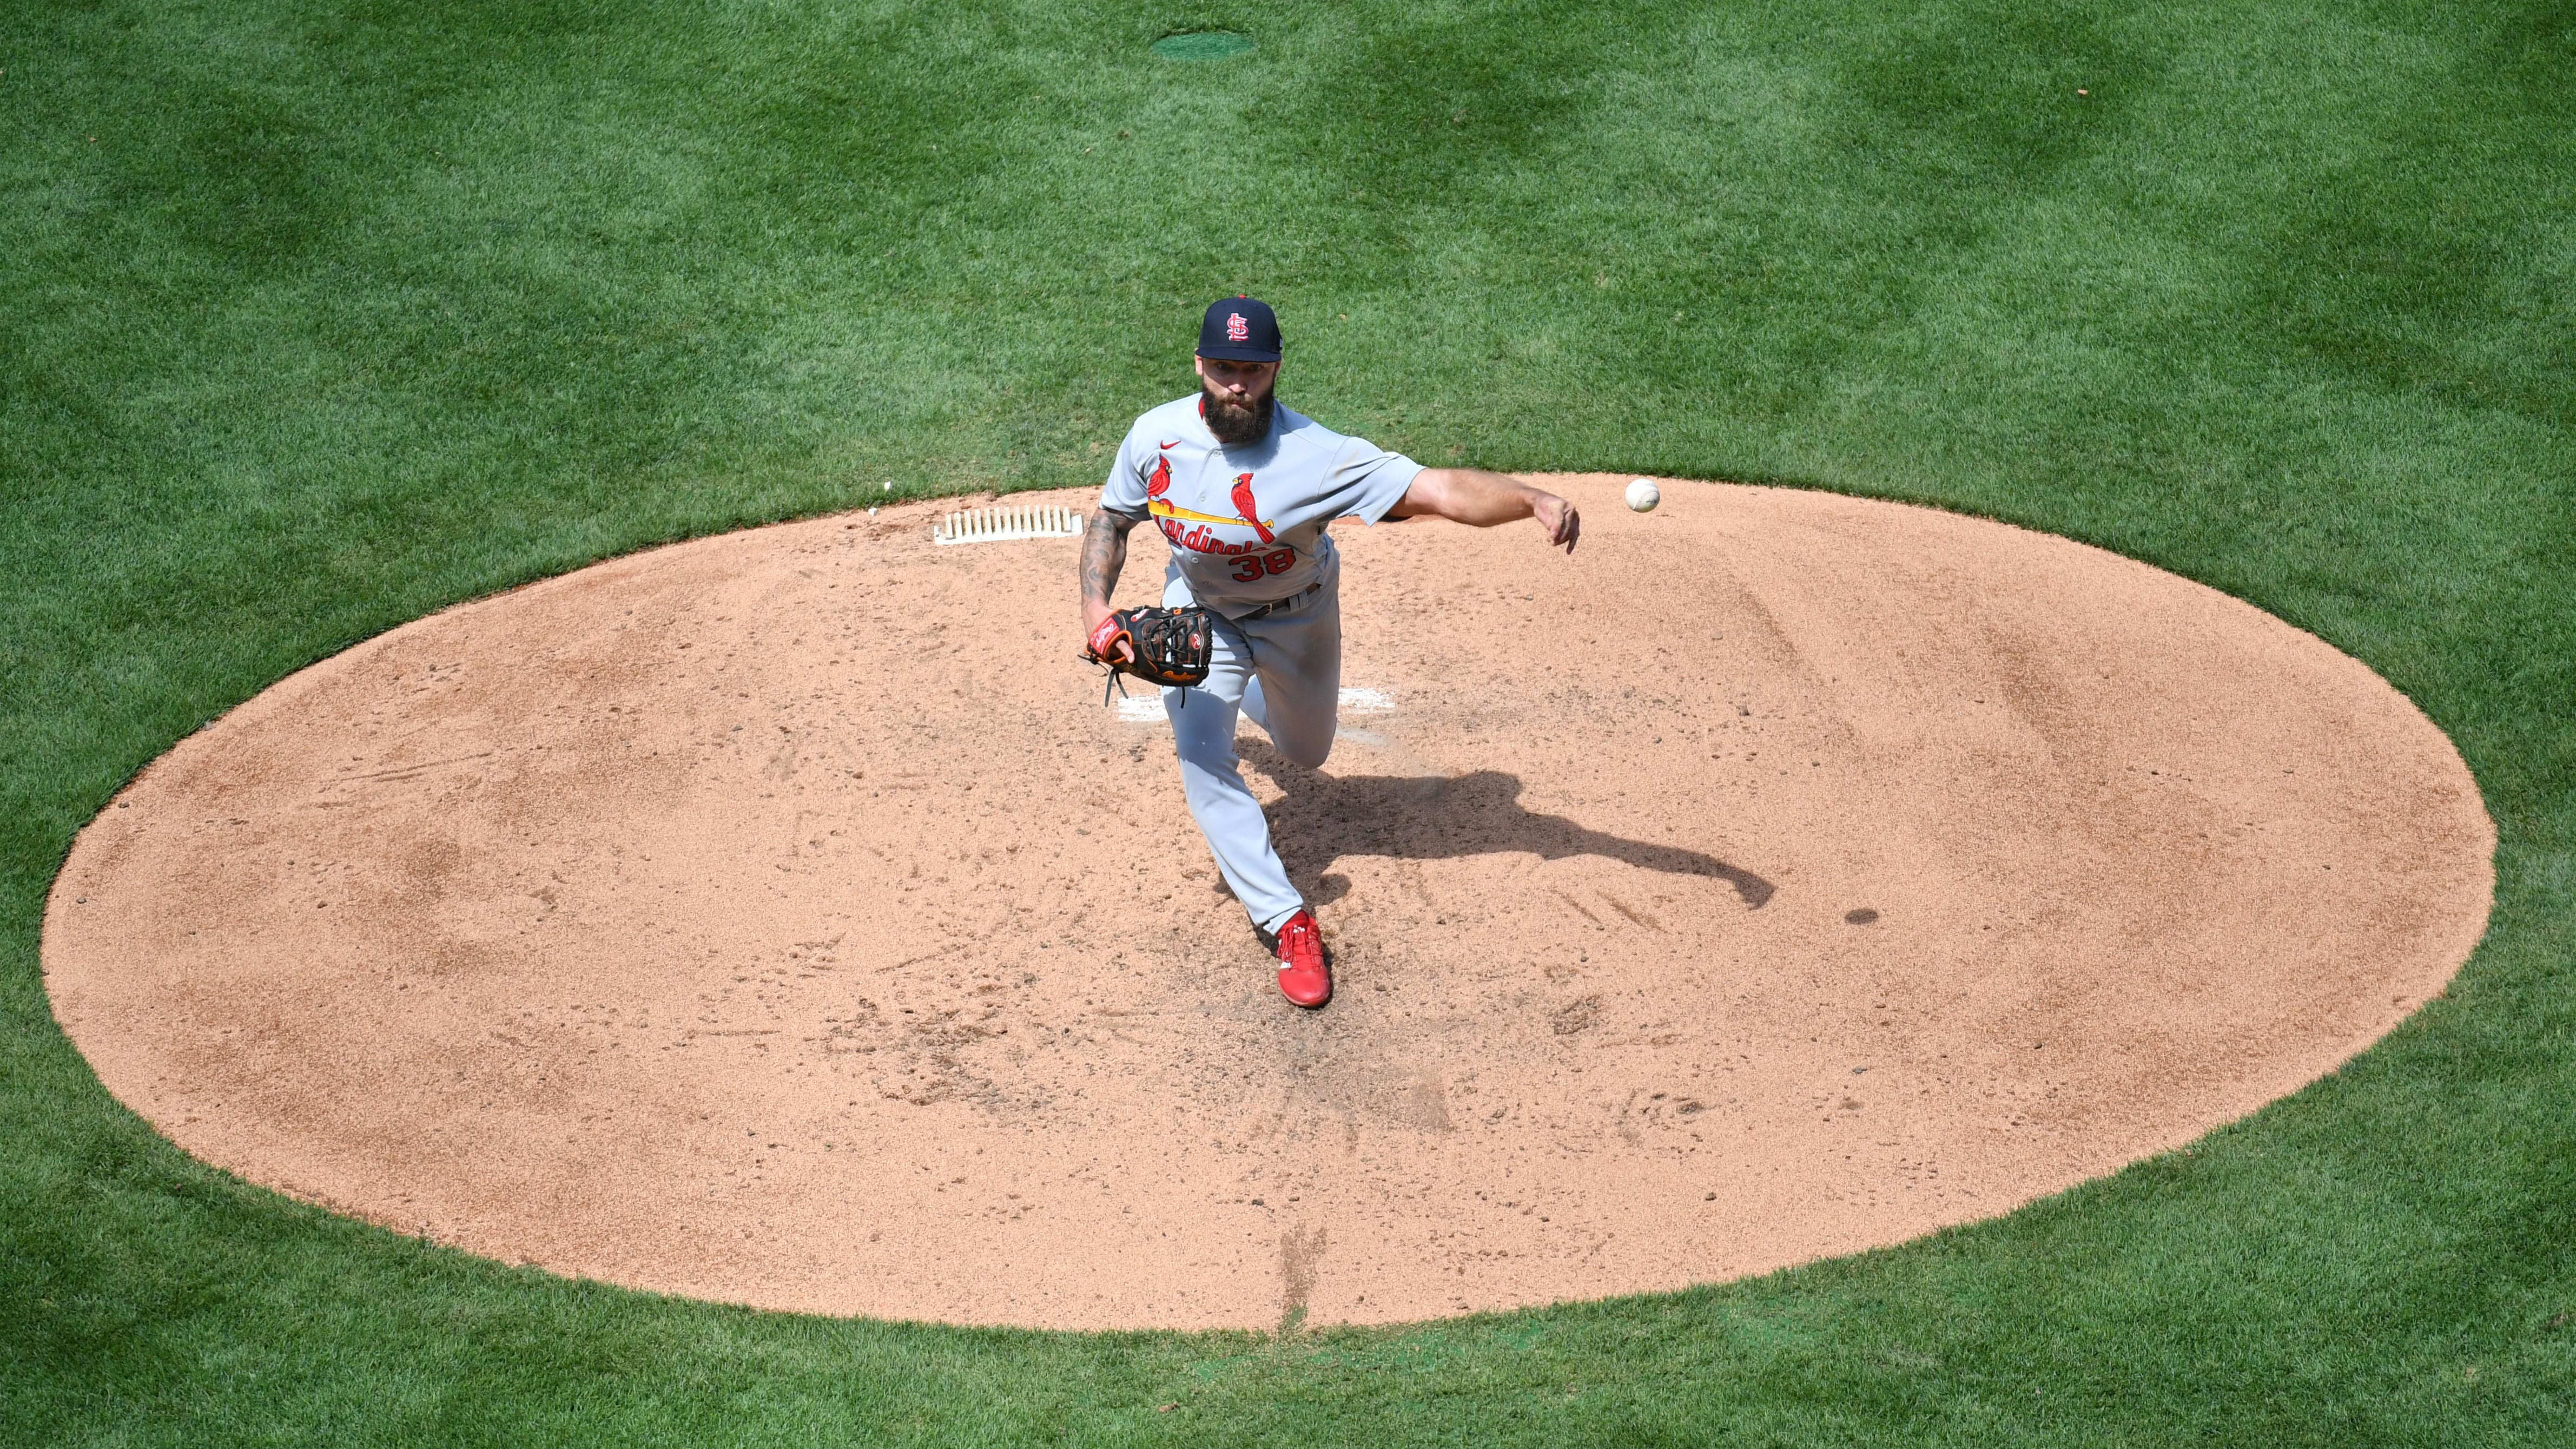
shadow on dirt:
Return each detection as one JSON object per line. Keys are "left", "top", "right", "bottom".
{"left": 1239, "top": 743, "right": 1774, "bottom": 908}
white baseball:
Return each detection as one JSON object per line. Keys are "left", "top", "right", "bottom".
{"left": 1625, "top": 478, "right": 1661, "bottom": 513}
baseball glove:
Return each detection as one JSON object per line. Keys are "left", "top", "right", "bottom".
{"left": 1086, "top": 606, "right": 1214, "bottom": 702}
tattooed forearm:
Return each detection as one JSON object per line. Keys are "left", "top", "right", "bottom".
{"left": 1080, "top": 510, "right": 1135, "bottom": 610}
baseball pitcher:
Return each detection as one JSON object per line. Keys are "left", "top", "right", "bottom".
{"left": 1081, "top": 296, "right": 1580, "bottom": 1008}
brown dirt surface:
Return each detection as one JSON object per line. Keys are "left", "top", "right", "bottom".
{"left": 43, "top": 475, "right": 2493, "bottom": 1331}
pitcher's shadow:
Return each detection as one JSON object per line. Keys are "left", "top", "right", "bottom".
{"left": 1239, "top": 742, "right": 1774, "bottom": 909}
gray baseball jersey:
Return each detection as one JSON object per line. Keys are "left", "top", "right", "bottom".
{"left": 1099, "top": 395, "right": 1424, "bottom": 618}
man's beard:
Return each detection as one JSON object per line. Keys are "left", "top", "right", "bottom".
{"left": 1201, "top": 384, "right": 1275, "bottom": 445}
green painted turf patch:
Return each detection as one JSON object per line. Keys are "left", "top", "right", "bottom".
{"left": 5, "top": 0, "right": 2573, "bottom": 1444}
{"left": 1152, "top": 30, "right": 1257, "bottom": 61}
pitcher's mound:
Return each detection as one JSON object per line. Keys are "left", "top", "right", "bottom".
{"left": 43, "top": 476, "right": 2492, "bottom": 1330}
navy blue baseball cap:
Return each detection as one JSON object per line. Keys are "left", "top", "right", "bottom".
{"left": 1197, "top": 295, "right": 1283, "bottom": 362}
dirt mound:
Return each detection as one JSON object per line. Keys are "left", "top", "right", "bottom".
{"left": 43, "top": 475, "right": 2492, "bottom": 1330}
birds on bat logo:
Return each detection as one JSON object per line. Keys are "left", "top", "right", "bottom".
{"left": 1145, "top": 469, "right": 1279, "bottom": 554}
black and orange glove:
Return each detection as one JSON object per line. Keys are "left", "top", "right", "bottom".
{"left": 1085, "top": 607, "right": 1214, "bottom": 701}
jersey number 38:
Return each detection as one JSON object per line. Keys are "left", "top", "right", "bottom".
{"left": 1230, "top": 548, "right": 1298, "bottom": 583}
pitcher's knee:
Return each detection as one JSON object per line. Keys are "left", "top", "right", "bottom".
{"left": 1174, "top": 741, "right": 1243, "bottom": 781}
{"left": 1273, "top": 730, "right": 1335, "bottom": 770}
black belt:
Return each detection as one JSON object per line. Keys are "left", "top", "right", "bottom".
{"left": 1234, "top": 582, "right": 1322, "bottom": 622}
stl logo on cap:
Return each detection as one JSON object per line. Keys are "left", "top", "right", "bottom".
{"left": 1226, "top": 312, "right": 1250, "bottom": 343}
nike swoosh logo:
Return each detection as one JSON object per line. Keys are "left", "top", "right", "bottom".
{"left": 1159, "top": 440, "right": 1181, "bottom": 450}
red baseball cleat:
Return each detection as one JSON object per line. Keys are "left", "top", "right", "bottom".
{"left": 1270, "top": 909, "right": 1331, "bottom": 1009}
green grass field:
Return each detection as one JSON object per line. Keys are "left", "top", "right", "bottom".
{"left": 6, "top": 0, "right": 2573, "bottom": 1441}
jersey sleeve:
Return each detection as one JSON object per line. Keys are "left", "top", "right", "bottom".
{"left": 1318, "top": 437, "right": 1425, "bottom": 525}
{"left": 1099, "top": 426, "right": 1153, "bottom": 522}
